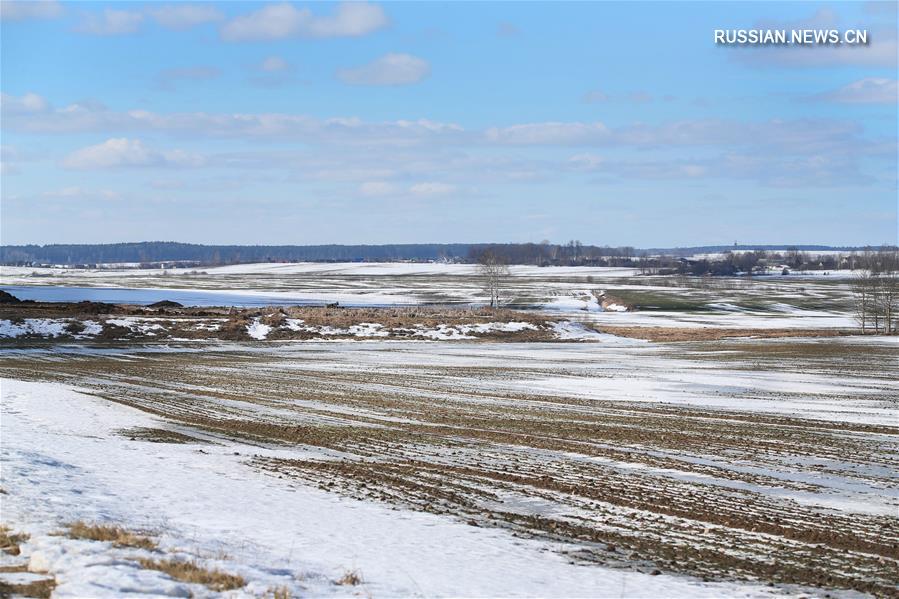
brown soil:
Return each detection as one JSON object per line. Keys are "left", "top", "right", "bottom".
{"left": 119, "top": 427, "right": 208, "bottom": 444}
{"left": 593, "top": 325, "right": 852, "bottom": 342}
{"left": 3, "top": 344, "right": 896, "bottom": 596}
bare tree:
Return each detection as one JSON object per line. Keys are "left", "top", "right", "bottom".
{"left": 873, "top": 248, "right": 898, "bottom": 334}
{"left": 851, "top": 270, "right": 875, "bottom": 333}
{"left": 850, "top": 248, "right": 899, "bottom": 334}
{"left": 638, "top": 253, "right": 650, "bottom": 275}
{"left": 477, "top": 251, "right": 510, "bottom": 308}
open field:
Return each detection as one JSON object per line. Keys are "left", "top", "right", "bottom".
{"left": 4, "top": 0, "right": 896, "bottom": 594}
{"left": 1, "top": 263, "right": 895, "bottom": 597}
{"left": 2, "top": 262, "right": 860, "bottom": 329}
{"left": 1, "top": 334, "right": 896, "bottom": 597}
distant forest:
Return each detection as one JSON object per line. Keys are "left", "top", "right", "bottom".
{"left": 1, "top": 242, "right": 471, "bottom": 266}
{"left": 0, "top": 241, "right": 877, "bottom": 267}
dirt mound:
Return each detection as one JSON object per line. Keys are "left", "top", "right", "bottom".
{"left": 0, "top": 290, "right": 21, "bottom": 303}
{"left": 149, "top": 300, "right": 184, "bottom": 308}
{"left": 73, "top": 301, "right": 117, "bottom": 314}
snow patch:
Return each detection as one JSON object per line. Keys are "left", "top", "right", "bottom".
{"left": 542, "top": 291, "right": 601, "bottom": 313}
{"left": 0, "top": 318, "right": 69, "bottom": 338}
{"left": 603, "top": 303, "right": 628, "bottom": 312}
{"left": 106, "top": 317, "right": 168, "bottom": 336}
{"left": 551, "top": 321, "right": 643, "bottom": 344}
{"left": 246, "top": 318, "right": 272, "bottom": 340}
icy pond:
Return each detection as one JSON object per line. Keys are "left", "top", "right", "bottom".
{"left": 1, "top": 285, "right": 330, "bottom": 307}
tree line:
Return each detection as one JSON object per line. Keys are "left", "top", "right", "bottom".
{"left": 1, "top": 241, "right": 639, "bottom": 266}
{"left": 635, "top": 246, "right": 899, "bottom": 276}
{"left": 1, "top": 241, "right": 887, "bottom": 269}
{"left": 0, "top": 242, "right": 472, "bottom": 266}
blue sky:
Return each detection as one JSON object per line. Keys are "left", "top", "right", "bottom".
{"left": 1, "top": 1, "right": 896, "bottom": 246}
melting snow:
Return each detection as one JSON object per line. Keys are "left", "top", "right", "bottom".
{"left": 542, "top": 292, "right": 601, "bottom": 313}
{"left": 246, "top": 318, "right": 272, "bottom": 340}
{"left": 0, "top": 377, "right": 802, "bottom": 598}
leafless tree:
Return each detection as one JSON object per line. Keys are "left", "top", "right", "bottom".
{"left": 850, "top": 248, "right": 899, "bottom": 334}
{"left": 851, "top": 270, "right": 875, "bottom": 333}
{"left": 873, "top": 249, "right": 898, "bottom": 334}
{"left": 477, "top": 251, "right": 510, "bottom": 308}
{"left": 876, "top": 275, "right": 897, "bottom": 334}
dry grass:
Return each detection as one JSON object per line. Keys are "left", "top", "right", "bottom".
{"left": 137, "top": 558, "right": 245, "bottom": 591}
{"left": 335, "top": 569, "right": 363, "bottom": 586}
{"left": 0, "top": 576, "right": 56, "bottom": 599}
{"left": 260, "top": 310, "right": 287, "bottom": 328}
{"left": 67, "top": 521, "right": 157, "bottom": 550}
{"left": 0, "top": 525, "right": 29, "bottom": 555}
{"left": 267, "top": 585, "right": 293, "bottom": 599}
{"left": 0, "top": 565, "right": 28, "bottom": 573}
{"left": 280, "top": 306, "right": 544, "bottom": 329}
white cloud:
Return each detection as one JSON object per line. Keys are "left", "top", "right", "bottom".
{"left": 220, "top": 3, "right": 301, "bottom": 41}
{"left": 0, "top": 0, "right": 62, "bottom": 20}
{"left": 569, "top": 153, "right": 604, "bottom": 169}
{"left": 359, "top": 181, "right": 397, "bottom": 197}
{"left": 76, "top": 9, "right": 144, "bottom": 36}
{"left": 148, "top": 4, "right": 224, "bottom": 29}
{"left": 0, "top": 94, "right": 466, "bottom": 145}
{"left": 2, "top": 94, "right": 895, "bottom": 182}
{"left": 41, "top": 186, "right": 120, "bottom": 200}
{"left": 816, "top": 78, "right": 898, "bottom": 105}
{"left": 0, "top": 92, "right": 49, "bottom": 114}
{"left": 62, "top": 138, "right": 204, "bottom": 169}
{"left": 67, "top": 4, "right": 220, "bottom": 35}
{"left": 221, "top": 2, "right": 387, "bottom": 42}
{"left": 742, "top": 36, "right": 898, "bottom": 68}
{"left": 582, "top": 90, "right": 653, "bottom": 104}
{"left": 733, "top": 9, "right": 897, "bottom": 68}
{"left": 486, "top": 122, "right": 610, "bottom": 145}
{"left": 409, "top": 182, "right": 455, "bottom": 197}
{"left": 302, "top": 1, "right": 387, "bottom": 37}
{"left": 359, "top": 181, "right": 457, "bottom": 198}
{"left": 338, "top": 53, "right": 430, "bottom": 86}
{"left": 250, "top": 57, "right": 297, "bottom": 88}
{"left": 681, "top": 164, "right": 707, "bottom": 177}
{"left": 260, "top": 56, "right": 291, "bottom": 72}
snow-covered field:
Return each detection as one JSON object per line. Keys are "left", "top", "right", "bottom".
{"left": 1, "top": 263, "right": 893, "bottom": 597}
{"left": 1, "top": 261, "right": 860, "bottom": 328}
{"left": 585, "top": 305, "right": 858, "bottom": 329}
{"left": 2, "top": 377, "right": 802, "bottom": 598}
{"left": 2, "top": 336, "right": 896, "bottom": 597}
